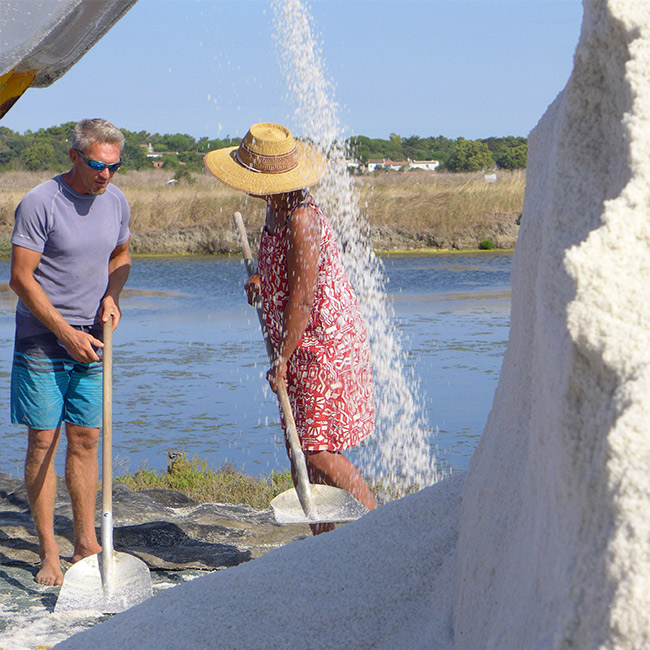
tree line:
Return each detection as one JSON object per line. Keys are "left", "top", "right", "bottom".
{"left": 349, "top": 133, "right": 527, "bottom": 171}
{"left": 0, "top": 122, "right": 527, "bottom": 174}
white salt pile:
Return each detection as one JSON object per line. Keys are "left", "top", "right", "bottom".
{"left": 454, "top": 1, "right": 650, "bottom": 647}
{"left": 55, "top": 1, "right": 650, "bottom": 648}
{"left": 56, "top": 475, "right": 462, "bottom": 649}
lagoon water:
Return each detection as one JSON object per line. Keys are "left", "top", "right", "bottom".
{"left": 0, "top": 252, "right": 511, "bottom": 480}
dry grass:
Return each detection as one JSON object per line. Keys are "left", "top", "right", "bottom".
{"left": 0, "top": 168, "right": 525, "bottom": 254}
{"left": 0, "top": 171, "right": 53, "bottom": 230}
{"left": 355, "top": 169, "right": 525, "bottom": 249}
{"left": 357, "top": 170, "right": 524, "bottom": 229}
{"left": 113, "top": 170, "right": 265, "bottom": 233}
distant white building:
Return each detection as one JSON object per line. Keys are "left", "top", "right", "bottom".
{"left": 409, "top": 160, "right": 440, "bottom": 171}
{"left": 143, "top": 143, "right": 179, "bottom": 159}
{"left": 366, "top": 158, "right": 440, "bottom": 172}
{"left": 366, "top": 158, "right": 410, "bottom": 172}
{"left": 366, "top": 158, "right": 385, "bottom": 172}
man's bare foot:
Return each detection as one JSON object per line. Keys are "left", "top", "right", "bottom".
{"left": 71, "top": 541, "right": 102, "bottom": 564}
{"left": 36, "top": 554, "right": 64, "bottom": 586}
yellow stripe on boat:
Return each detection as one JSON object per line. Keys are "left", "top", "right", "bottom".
{"left": 0, "top": 68, "right": 38, "bottom": 119}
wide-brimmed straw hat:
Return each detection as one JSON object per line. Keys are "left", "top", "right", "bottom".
{"left": 203, "top": 122, "right": 327, "bottom": 195}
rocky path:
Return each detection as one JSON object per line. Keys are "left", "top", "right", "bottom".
{"left": 0, "top": 473, "right": 311, "bottom": 573}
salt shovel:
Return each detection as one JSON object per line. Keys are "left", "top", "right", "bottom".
{"left": 233, "top": 211, "right": 368, "bottom": 525}
{"left": 55, "top": 318, "right": 152, "bottom": 613}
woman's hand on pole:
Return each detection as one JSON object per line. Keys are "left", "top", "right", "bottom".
{"left": 267, "top": 355, "right": 288, "bottom": 393}
{"left": 245, "top": 273, "right": 261, "bottom": 306}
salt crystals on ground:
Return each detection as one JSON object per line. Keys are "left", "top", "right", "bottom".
{"left": 51, "top": 0, "right": 650, "bottom": 647}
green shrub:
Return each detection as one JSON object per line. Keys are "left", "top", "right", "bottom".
{"left": 479, "top": 238, "right": 494, "bottom": 250}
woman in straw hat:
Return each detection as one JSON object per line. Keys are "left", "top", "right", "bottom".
{"left": 205, "top": 123, "right": 376, "bottom": 534}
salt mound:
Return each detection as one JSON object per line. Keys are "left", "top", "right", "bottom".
{"left": 55, "top": 475, "right": 462, "bottom": 649}
{"left": 454, "top": 1, "right": 650, "bottom": 647}
{"left": 56, "top": 1, "right": 650, "bottom": 648}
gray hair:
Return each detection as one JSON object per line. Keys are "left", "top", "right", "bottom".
{"left": 72, "top": 118, "right": 125, "bottom": 153}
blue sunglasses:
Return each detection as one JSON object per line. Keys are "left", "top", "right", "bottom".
{"left": 75, "top": 149, "right": 122, "bottom": 173}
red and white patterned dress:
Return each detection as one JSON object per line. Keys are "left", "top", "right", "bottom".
{"left": 258, "top": 199, "right": 374, "bottom": 451}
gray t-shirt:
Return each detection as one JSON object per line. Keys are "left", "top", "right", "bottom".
{"left": 11, "top": 174, "right": 130, "bottom": 339}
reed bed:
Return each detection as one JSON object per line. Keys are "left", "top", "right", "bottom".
{"left": 355, "top": 169, "right": 525, "bottom": 249}
{"left": 114, "top": 170, "right": 264, "bottom": 231}
{"left": 113, "top": 170, "right": 266, "bottom": 254}
{"left": 0, "top": 168, "right": 525, "bottom": 255}
{"left": 0, "top": 171, "right": 52, "bottom": 234}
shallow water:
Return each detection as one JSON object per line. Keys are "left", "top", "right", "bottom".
{"left": 0, "top": 252, "right": 510, "bottom": 479}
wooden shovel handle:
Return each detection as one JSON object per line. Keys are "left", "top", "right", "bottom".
{"left": 102, "top": 318, "right": 113, "bottom": 514}
{"left": 275, "top": 383, "right": 314, "bottom": 516}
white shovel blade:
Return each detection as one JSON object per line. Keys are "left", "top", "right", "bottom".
{"left": 271, "top": 485, "right": 368, "bottom": 524}
{"left": 55, "top": 551, "right": 152, "bottom": 614}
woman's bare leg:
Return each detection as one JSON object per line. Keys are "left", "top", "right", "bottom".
{"left": 305, "top": 450, "right": 377, "bottom": 509}
{"left": 291, "top": 450, "right": 376, "bottom": 535}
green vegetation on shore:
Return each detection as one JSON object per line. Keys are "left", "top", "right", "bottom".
{"left": 115, "top": 455, "right": 294, "bottom": 510}
{"left": 115, "top": 454, "right": 394, "bottom": 508}
{"left": 0, "top": 168, "right": 524, "bottom": 257}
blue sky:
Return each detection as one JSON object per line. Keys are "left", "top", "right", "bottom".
{"left": 1, "top": 0, "right": 584, "bottom": 141}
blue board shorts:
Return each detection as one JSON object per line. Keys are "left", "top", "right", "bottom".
{"left": 11, "top": 327, "right": 103, "bottom": 430}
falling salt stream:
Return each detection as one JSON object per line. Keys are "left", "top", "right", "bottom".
{"left": 271, "top": 0, "right": 438, "bottom": 494}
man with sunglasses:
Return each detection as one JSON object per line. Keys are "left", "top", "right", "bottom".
{"left": 9, "top": 118, "right": 131, "bottom": 586}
